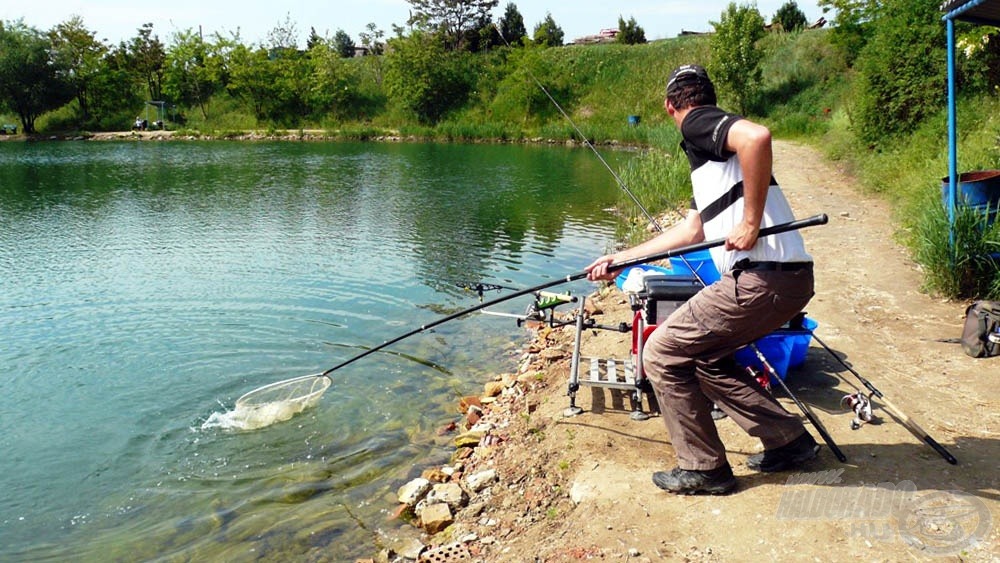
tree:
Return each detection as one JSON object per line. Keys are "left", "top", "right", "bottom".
{"left": 853, "top": 0, "right": 945, "bottom": 144}
{"left": 359, "top": 22, "right": 385, "bottom": 56}
{"left": 709, "top": 3, "right": 766, "bottom": 115}
{"left": 306, "top": 27, "right": 324, "bottom": 50}
{"left": 406, "top": 0, "right": 500, "bottom": 51}
{"left": 498, "top": 3, "right": 527, "bottom": 46}
{"left": 226, "top": 37, "right": 310, "bottom": 125}
{"left": 164, "top": 28, "right": 224, "bottom": 119}
{"left": 267, "top": 13, "right": 299, "bottom": 52}
{"left": 225, "top": 43, "right": 273, "bottom": 120}
{"left": 308, "top": 42, "right": 363, "bottom": 119}
{"left": 0, "top": 20, "right": 73, "bottom": 133}
{"left": 616, "top": 16, "right": 646, "bottom": 45}
{"left": 127, "top": 23, "right": 166, "bottom": 101}
{"left": 773, "top": 1, "right": 808, "bottom": 31}
{"left": 359, "top": 23, "right": 386, "bottom": 86}
{"left": 90, "top": 42, "right": 144, "bottom": 129}
{"left": 533, "top": 13, "right": 563, "bottom": 47}
{"left": 48, "top": 16, "right": 108, "bottom": 123}
{"left": 333, "top": 29, "right": 355, "bottom": 58}
{"left": 383, "top": 30, "right": 474, "bottom": 122}
{"left": 817, "top": 0, "right": 881, "bottom": 63}
{"left": 957, "top": 25, "right": 1000, "bottom": 93}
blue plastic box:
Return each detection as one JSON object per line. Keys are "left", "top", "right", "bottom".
{"left": 735, "top": 316, "right": 818, "bottom": 383}
{"left": 615, "top": 264, "right": 672, "bottom": 290}
{"left": 615, "top": 250, "right": 721, "bottom": 290}
{"left": 668, "top": 249, "right": 720, "bottom": 284}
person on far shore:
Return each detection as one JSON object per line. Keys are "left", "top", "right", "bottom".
{"left": 586, "top": 64, "right": 821, "bottom": 495}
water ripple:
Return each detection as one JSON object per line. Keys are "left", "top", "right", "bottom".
{"left": 0, "top": 140, "right": 624, "bottom": 560}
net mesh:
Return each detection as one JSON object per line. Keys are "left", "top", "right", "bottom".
{"left": 203, "top": 374, "right": 331, "bottom": 431}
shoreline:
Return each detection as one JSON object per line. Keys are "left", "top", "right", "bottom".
{"left": 364, "top": 286, "right": 620, "bottom": 562}
{"left": 0, "top": 129, "right": 648, "bottom": 151}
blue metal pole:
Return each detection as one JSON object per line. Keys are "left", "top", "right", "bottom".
{"left": 946, "top": 18, "right": 958, "bottom": 247}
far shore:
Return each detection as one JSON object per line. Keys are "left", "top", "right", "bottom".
{"left": 0, "top": 128, "right": 648, "bottom": 149}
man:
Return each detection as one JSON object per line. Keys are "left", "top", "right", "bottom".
{"left": 586, "top": 64, "right": 820, "bottom": 495}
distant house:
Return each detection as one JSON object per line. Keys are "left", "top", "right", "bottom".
{"left": 572, "top": 27, "right": 619, "bottom": 45}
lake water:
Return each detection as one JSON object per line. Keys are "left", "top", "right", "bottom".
{"left": 0, "top": 140, "right": 626, "bottom": 560}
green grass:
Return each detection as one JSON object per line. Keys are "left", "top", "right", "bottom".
{"left": 614, "top": 146, "right": 690, "bottom": 242}
{"left": 912, "top": 199, "right": 1000, "bottom": 299}
{"left": 813, "top": 89, "right": 1000, "bottom": 299}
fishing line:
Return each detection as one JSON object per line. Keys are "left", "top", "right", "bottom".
{"left": 493, "top": 24, "right": 663, "bottom": 232}
{"left": 489, "top": 32, "right": 950, "bottom": 463}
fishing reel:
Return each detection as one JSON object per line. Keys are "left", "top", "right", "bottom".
{"left": 841, "top": 392, "right": 875, "bottom": 430}
{"left": 463, "top": 278, "right": 579, "bottom": 328}
{"left": 536, "top": 292, "right": 630, "bottom": 333}
{"left": 745, "top": 365, "right": 772, "bottom": 392}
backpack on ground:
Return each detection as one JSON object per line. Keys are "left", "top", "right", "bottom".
{"left": 961, "top": 300, "right": 1000, "bottom": 358}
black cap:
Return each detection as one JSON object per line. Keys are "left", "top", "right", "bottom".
{"left": 666, "top": 64, "right": 711, "bottom": 97}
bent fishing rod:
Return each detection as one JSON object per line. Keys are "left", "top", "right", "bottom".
{"left": 319, "top": 214, "right": 828, "bottom": 378}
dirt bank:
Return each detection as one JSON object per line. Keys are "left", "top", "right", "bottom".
{"left": 375, "top": 139, "right": 998, "bottom": 563}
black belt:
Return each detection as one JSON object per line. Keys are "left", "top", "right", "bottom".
{"left": 733, "top": 259, "right": 813, "bottom": 272}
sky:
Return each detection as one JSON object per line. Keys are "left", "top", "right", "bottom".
{"left": 3, "top": 1, "right": 826, "bottom": 46}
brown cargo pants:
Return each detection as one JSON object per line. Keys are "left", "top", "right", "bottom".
{"left": 642, "top": 266, "right": 815, "bottom": 470}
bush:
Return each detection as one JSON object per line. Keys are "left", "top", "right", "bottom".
{"left": 852, "top": 0, "right": 945, "bottom": 146}
{"left": 383, "top": 32, "right": 475, "bottom": 123}
{"left": 709, "top": 3, "right": 766, "bottom": 115}
{"left": 913, "top": 199, "right": 1000, "bottom": 300}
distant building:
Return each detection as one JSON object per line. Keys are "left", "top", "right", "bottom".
{"left": 572, "top": 27, "right": 619, "bottom": 45}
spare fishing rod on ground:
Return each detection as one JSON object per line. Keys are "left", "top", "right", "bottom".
{"left": 675, "top": 254, "right": 849, "bottom": 463}
{"left": 805, "top": 329, "right": 959, "bottom": 465}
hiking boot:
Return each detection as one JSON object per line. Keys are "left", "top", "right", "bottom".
{"left": 746, "top": 432, "right": 821, "bottom": 472}
{"left": 652, "top": 465, "right": 738, "bottom": 495}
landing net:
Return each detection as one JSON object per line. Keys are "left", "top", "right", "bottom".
{"left": 202, "top": 374, "right": 331, "bottom": 431}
